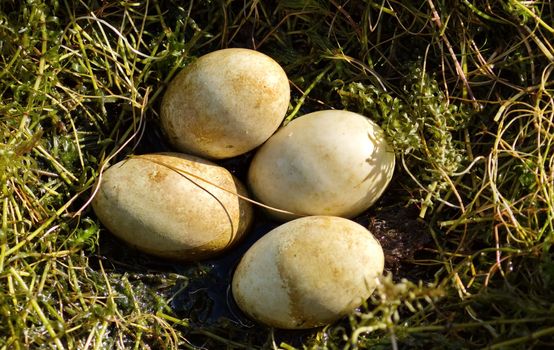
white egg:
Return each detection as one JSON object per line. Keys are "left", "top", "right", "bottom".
{"left": 232, "top": 216, "right": 384, "bottom": 329}
{"left": 161, "top": 48, "right": 290, "bottom": 159}
{"left": 92, "top": 153, "right": 253, "bottom": 260}
{"left": 248, "top": 110, "right": 395, "bottom": 220}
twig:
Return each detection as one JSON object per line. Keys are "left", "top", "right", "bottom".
{"left": 426, "top": 0, "right": 478, "bottom": 109}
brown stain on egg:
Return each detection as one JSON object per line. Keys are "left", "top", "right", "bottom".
{"left": 148, "top": 169, "right": 168, "bottom": 183}
{"left": 276, "top": 217, "right": 339, "bottom": 328}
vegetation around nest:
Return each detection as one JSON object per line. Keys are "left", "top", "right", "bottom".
{"left": 0, "top": 0, "right": 553, "bottom": 348}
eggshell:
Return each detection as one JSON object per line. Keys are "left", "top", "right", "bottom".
{"left": 92, "top": 153, "right": 253, "bottom": 260}
{"left": 160, "top": 48, "right": 290, "bottom": 159}
{"left": 248, "top": 110, "right": 395, "bottom": 220}
{"left": 232, "top": 216, "right": 384, "bottom": 329}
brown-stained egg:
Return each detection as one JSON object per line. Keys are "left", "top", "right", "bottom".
{"left": 92, "top": 153, "right": 253, "bottom": 260}
{"left": 231, "top": 216, "right": 384, "bottom": 329}
{"left": 160, "top": 48, "right": 290, "bottom": 159}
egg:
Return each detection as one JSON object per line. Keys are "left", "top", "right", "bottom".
{"left": 92, "top": 153, "right": 253, "bottom": 260}
{"left": 248, "top": 110, "right": 395, "bottom": 221}
{"left": 232, "top": 216, "right": 384, "bottom": 329}
{"left": 160, "top": 48, "right": 290, "bottom": 159}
